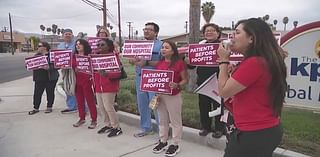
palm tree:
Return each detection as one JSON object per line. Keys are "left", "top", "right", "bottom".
{"left": 273, "top": 19, "right": 278, "bottom": 30}
{"left": 187, "top": 0, "right": 201, "bottom": 92}
{"left": 293, "top": 21, "right": 298, "bottom": 29}
{"left": 40, "top": 25, "right": 45, "bottom": 31}
{"left": 57, "top": 28, "right": 61, "bottom": 36}
{"left": 283, "top": 17, "right": 289, "bottom": 31}
{"left": 51, "top": 24, "right": 58, "bottom": 34}
{"left": 46, "top": 27, "right": 52, "bottom": 33}
{"left": 40, "top": 25, "right": 46, "bottom": 39}
{"left": 189, "top": 0, "right": 200, "bottom": 44}
{"left": 263, "top": 14, "right": 270, "bottom": 22}
{"left": 201, "top": 1, "right": 215, "bottom": 24}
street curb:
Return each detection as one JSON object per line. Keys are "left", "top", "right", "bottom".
{"left": 56, "top": 85, "right": 310, "bottom": 157}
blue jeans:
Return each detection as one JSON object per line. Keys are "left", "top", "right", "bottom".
{"left": 66, "top": 94, "right": 77, "bottom": 110}
{"left": 135, "top": 75, "right": 159, "bottom": 132}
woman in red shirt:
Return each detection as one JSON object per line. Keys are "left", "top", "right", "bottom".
{"left": 94, "top": 38, "right": 123, "bottom": 137}
{"left": 151, "top": 41, "right": 188, "bottom": 157}
{"left": 72, "top": 39, "right": 97, "bottom": 129}
{"left": 217, "top": 18, "right": 287, "bottom": 157}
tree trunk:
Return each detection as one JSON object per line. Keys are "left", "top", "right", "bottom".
{"left": 189, "top": 0, "right": 201, "bottom": 44}
{"left": 187, "top": 0, "right": 201, "bottom": 92}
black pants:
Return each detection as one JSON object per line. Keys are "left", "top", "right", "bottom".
{"left": 33, "top": 80, "right": 58, "bottom": 109}
{"left": 224, "top": 124, "right": 283, "bottom": 157}
{"left": 198, "top": 94, "right": 224, "bottom": 131}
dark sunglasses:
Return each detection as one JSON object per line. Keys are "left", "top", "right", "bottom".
{"left": 38, "top": 45, "right": 44, "bottom": 47}
{"left": 97, "top": 43, "right": 106, "bottom": 47}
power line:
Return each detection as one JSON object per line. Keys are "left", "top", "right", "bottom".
{"left": 82, "top": 0, "right": 103, "bottom": 10}
{"left": 12, "top": 10, "right": 97, "bottom": 21}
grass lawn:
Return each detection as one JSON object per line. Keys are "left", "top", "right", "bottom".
{"left": 118, "top": 59, "right": 320, "bottom": 157}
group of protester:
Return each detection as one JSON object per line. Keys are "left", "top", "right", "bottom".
{"left": 27, "top": 18, "right": 288, "bottom": 157}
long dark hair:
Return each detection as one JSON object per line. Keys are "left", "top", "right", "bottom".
{"left": 162, "top": 40, "right": 180, "bottom": 68}
{"left": 236, "top": 18, "right": 287, "bottom": 116}
{"left": 75, "top": 39, "right": 92, "bottom": 56}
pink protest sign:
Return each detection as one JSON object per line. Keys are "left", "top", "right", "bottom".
{"left": 90, "top": 54, "right": 120, "bottom": 71}
{"left": 49, "top": 49, "right": 67, "bottom": 62}
{"left": 188, "top": 43, "right": 219, "bottom": 66}
{"left": 88, "top": 37, "right": 106, "bottom": 54}
{"left": 122, "top": 40, "right": 154, "bottom": 60}
{"left": 54, "top": 50, "right": 73, "bottom": 69}
{"left": 140, "top": 69, "right": 174, "bottom": 94}
{"left": 75, "top": 55, "right": 92, "bottom": 74}
{"left": 25, "top": 55, "right": 48, "bottom": 71}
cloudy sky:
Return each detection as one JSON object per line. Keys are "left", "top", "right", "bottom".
{"left": 0, "top": 0, "right": 319, "bottom": 37}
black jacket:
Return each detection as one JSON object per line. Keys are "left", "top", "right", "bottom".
{"left": 33, "top": 52, "right": 59, "bottom": 82}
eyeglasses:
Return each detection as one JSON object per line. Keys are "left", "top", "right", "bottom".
{"left": 143, "top": 28, "right": 154, "bottom": 32}
{"left": 38, "top": 45, "right": 44, "bottom": 47}
{"left": 205, "top": 30, "right": 217, "bottom": 33}
{"left": 97, "top": 43, "right": 106, "bottom": 47}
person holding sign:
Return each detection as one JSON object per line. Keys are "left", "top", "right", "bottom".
{"left": 149, "top": 41, "right": 188, "bottom": 156}
{"left": 188, "top": 23, "right": 225, "bottom": 138}
{"left": 93, "top": 38, "right": 123, "bottom": 137}
{"left": 217, "top": 18, "right": 286, "bottom": 157}
{"left": 58, "top": 28, "right": 78, "bottom": 114}
{"left": 72, "top": 39, "right": 97, "bottom": 129}
{"left": 129, "top": 22, "right": 162, "bottom": 137}
{"left": 28, "top": 42, "right": 59, "bottom": 115}
{"left": 96, "top": 27, "right": 120, "bottom": 110}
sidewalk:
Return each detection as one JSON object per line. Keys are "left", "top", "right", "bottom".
{"left": 0, "top": 76, "right": 310, "bottom": 157}
{"left": 0, "top": 77, "right": 223, "bottom": 157}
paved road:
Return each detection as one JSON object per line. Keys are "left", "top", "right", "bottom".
{"left": 0, "top": 52, "right": 33, "bottom": 83}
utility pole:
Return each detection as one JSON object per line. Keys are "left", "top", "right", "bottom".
{"left": 102, "top": 0, "right": 107, "bottom": 27}
{"left": 127, "top": 22, "right": 132, "bottom": 39}
{"left": 9, "top": 13, "right": 14, "bottom": 55}
{"left": 117, "top": 0, "right": 122, "bottom": 47}
{"left": 185, "top": 21, "right": 188, "bottom": 33}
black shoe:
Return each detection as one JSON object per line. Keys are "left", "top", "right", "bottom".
{"left": 28, "top": 109, "right": 39, "bottom": 115}
{"left": 165, "top": 145, "right": 180, "bottom": 157}
{"left": 212, "top": 130, "right": 223, "bottom": 138}
{"left": 107, "top": 128, "right": 123, "bottom": 137}
{"left": 199, "top": 129, "right": 210, "bottom": 136}
{"left": 97, "top": 126, "right": 112, "bottom": 134}
{"left": 152, "top": 141, "right": 168, "bottom": 154}
{"left": 61, "top": 109, "right": 77, "bottom": 114}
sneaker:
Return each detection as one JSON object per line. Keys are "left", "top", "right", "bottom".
{"left": 152, "top": 141, "right": 168, "bottom": 154}
{"left": 28, "top": 109, "right": 39, "bottom": 115}
{"left": 88, "top": 121, "right": 97, "bottom": 129}
{"left": 212, "top": 130, "right": 223, "bottom": 138}
{"left": 134, "top": 130, "right": 154, "bottom": 137}
{"left": 107, "top": 128, "right": 123, "bottom": 137}
{"left": 73, "top": 119, "right": 85, "bottom": 127}
{"left": 165, "top": 145, "right": 180, "bottom": 157}
{"left": 61, "top": 109, "right": 77, "bottom": 114}
{"left": 97, "top": 126, "right": 113, "bottom": 134}
{"left": 44, "top": 108, "right": 53, "bottom": 113}
{"left": 199, "top": 129, "right": 210, "bottom": 136}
